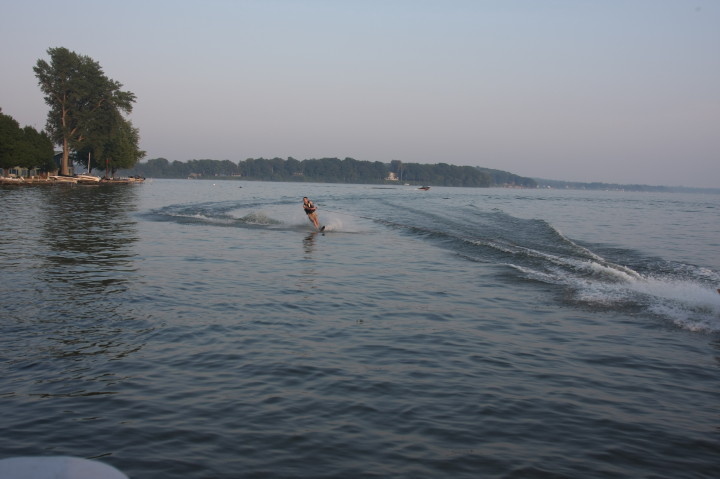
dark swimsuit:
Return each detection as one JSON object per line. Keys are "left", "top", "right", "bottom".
{"left": 304, "top": 202, "right": 315, "bottom": 215}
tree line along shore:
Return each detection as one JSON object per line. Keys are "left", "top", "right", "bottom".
{"left": 124, "top": 157, "right": 537, "bottom": 188}
{"left": 122, "top": 157, "right": 714, "bottom": 192}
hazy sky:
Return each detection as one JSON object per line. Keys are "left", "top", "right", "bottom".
{"left": 1, "top": 0, "right": 718, "bottom": 187}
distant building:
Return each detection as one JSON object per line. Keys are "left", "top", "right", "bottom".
{"left": 386, "top": 172, "right": 398, "bottom": 181}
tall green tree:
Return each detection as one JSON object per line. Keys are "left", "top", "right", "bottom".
{"left": 0, "top": 109, "right": 20, "bottom": 172}
{"left": 103, "top": 116, "right": 145, "bottom": 176}
{"left": 0, "top": 108, "right": 54, "bottom": 173}
{"left": 34, "top": 47, "right": 136, "bottom": 175}
{"left": 16, "top": 126, "right": 55, "bottom": 171}
{"left": 76, "top": 111, "right": 144, "bottom": 175}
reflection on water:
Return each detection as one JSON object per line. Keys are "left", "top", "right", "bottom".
{"left": 303, "top": 231, "right": 317, "bottom": 257}
{"left": 40, "top": 185, "right": 139, "bottom": 294}
{"left": 2, "top": 185, "right": 150, "bottom": 400}
{"left": 300, "top": 232, "right": 320, "bottom": 294}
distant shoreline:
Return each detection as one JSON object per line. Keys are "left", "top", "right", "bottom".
{"left": 4, "top": 172, "right": 715, "bottom": 194}
{"left": 115, "top": 174, "right": 720, "bottom": 194}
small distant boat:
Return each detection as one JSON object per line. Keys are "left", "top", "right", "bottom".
{"left": 49, "top": 175, "right": 78, "bottom": 184}
{"left": 78, "top": 153, "right": 101, "bottom": 184}
{"left": 75, "top": 173, "right": 101, "bottom": 184}
{"left": 418, "top": 186, "right": 430, "bottom": 191}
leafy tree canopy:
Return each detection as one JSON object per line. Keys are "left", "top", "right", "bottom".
{"left": 34, "top": 47, "right": 138, "bottom": 175}
{"left": 76, "top": 110, "right": 145, "bottom": 175}
{"left": 0, "top": 108, "right": 54, "bottom": 173}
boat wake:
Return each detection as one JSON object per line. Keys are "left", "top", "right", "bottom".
{"left": 144, "top": 201, "right": 287, "bottom": 228}
{"left": 376, "top": 204, "right": 720, "bottom": 333}
{"left": 496, "top": 233, "right": 720, "bottom": 332}
{"left": 144, "top": 198, "right": 720, "bottom": 332}
{"left": 143, "top": 199, "right": 361, "bottom": 236}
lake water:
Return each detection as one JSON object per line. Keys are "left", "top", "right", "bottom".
{"left": 1, "top": 180, "right": 719, "bottom": 478}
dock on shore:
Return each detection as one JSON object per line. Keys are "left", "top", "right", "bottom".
{"left": 0, "top": 176, "right": 145, "bottom": 185}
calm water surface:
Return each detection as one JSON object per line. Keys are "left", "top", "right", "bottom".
{"left": 1, "top": 180, "right": 719, "bottom": 478}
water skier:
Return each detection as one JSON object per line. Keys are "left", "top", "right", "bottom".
{"left": 303, "top": 196, "right": 322, "bottom": 231}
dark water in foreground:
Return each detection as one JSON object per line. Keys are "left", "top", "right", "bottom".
{"left": 1, "top": 180, "right": 719, "bottom": 478}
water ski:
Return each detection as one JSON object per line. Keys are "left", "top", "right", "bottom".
{"left": 320, "top": 226, "right": 326, "bottom": 232}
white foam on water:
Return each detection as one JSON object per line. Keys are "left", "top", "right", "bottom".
{"left": 573, "top": 274, "right": 720, "bottom": 332}
{"left": 507, "top": 249, "right": 720, "bottom": 333}
{"left": 631, "top": 277, "right": 720, "bottom": 332}
{"left": 320, "top": 218, "right": 344, "bottom": 232}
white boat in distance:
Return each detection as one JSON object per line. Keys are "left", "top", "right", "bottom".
{"left": 75, "top": 173, "right": 101, "bottom": 184}
{"left": 48, "top": 174, "right": 102, "bottom": 185}
{"left": 49, "top": 175, "right": 78, "bottom": 184}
